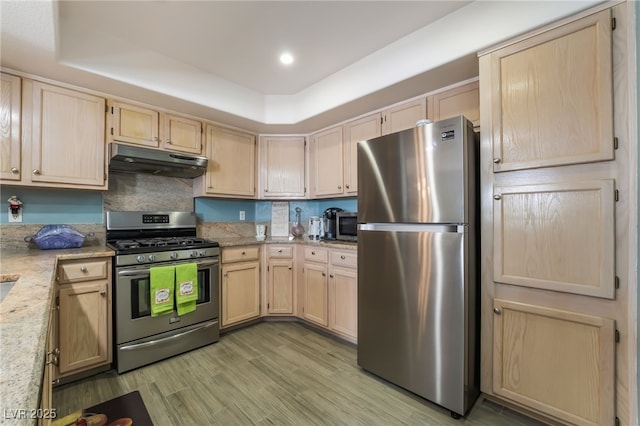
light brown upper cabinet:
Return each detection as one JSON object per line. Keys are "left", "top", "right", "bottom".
{"left": 485, "top": 10, "right": 613, "bottom": 172}
{"left": 27, "top": 81, "right": 107, "bottom": 189}
{"left": 109, "top": 102, "right": 158, "bottom": 148}
{"left": 381, "top": 98, "right": 426, "bottom": 135}
{"left": 309, "top": 125, "right": 344, "bottom": 198}
{"left": 194, "top": 125, "right": 256, "bottom": 198}
{"left": 0, "top": 73, "right": 22, "bottom": 182}
{"left": 159, "top": 112, "right": 203, "bottom": 154}
{"left": 109, "top": 101, "right": 203, "bottom": 154}
{"left": 343, "top": 113, "right": 382, "bottom": 195}
{"left": 258, "top": 135, "right": 306, "bottom": 199}
{"left": 427, "top": 80, "right": 480, "bottom": 130}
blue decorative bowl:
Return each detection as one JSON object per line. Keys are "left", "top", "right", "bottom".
{"left": 24, "top": 225, "right": 94, "bottom": 250}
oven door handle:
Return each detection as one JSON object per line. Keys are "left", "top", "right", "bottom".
{"left": 117, "top": 259, "right": 219, "bottom": 277}
{"left": 119, "top": 321, "right": 218, "bottom": 351}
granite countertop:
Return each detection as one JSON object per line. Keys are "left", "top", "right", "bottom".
{"left": 0, "top": 246, "right": 114, "bottom": 423}
{"left": 215, "top": 236, "right": 358, "bottom": 250}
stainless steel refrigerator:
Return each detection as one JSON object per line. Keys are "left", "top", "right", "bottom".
{"left": 357, "top": 115, "right": 479, "bottom": 418}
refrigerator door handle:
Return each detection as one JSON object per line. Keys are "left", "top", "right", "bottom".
{"left": 358, "top": 223, "right": 464, "bottom": 233}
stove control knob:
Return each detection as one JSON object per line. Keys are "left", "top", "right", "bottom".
{"left": 189, "top": 250, "right": 198, "bottom": 258}
{"left": 199, "top": 250, "right": 207, "bottom": 257}
{"left": 148, "top": 255, "right": 157, "bottom": 262}
{"left": 136, "top": 255, "right": 145, "bottom": 263}
{"left": 170, "top": 252, "right": 179, "bottom": 260}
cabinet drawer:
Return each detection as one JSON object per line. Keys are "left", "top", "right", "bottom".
{"left": 268, "top": 246, "right": 293, "bottom": 259}
{"left": 304, "top": 247, "right": 329, "bottom": 264}
{"left": 58, "top": 259, "right": 109, "bottom": 283}
{"left": 330, "top": 250, "right": 357, "bottom": 269}
{"left": 222, "top": 246, "right": 260, "bottom": 263}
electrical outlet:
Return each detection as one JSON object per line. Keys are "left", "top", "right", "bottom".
{"left": 239, "top": 210, "right": 245, "bottom": 221}
{"left": 8, "top": 207, "right": 22, "bottom": 223}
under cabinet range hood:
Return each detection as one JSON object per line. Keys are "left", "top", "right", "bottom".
{"left": 109, "top": 143, "right": 208, "bottom": 178}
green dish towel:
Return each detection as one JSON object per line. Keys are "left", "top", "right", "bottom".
{"left": 150, "top": 265, "right": 175, "bottom": 317}
{"left": 176, "top": 263, "right": 198, "bottom": 316}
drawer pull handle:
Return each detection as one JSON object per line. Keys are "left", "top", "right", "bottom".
{"left": 80, "top": 266, "right": 88, "bottom": 273}
{"left": 241, "top": 251, "right": 246, "bottom": 255}
{"left": 278, "top": 249, "right": 282, "bottom": 253}
{"left": 311, "top": 251, "right": 316, "bottom": 255}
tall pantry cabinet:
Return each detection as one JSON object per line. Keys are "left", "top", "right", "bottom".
{"left": 479, "top": 4, "right": 634, "bottom": 425}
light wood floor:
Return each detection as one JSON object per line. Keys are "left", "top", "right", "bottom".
{"left": 53, "top": 321, "right": 545, "bottom": 425}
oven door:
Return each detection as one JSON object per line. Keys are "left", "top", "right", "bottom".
{"left": 115, "top": 258, "right": 219, "bottom": 345}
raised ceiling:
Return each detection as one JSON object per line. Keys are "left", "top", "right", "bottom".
{"left": 1, "top": 1, "right": 604, "bottom": 132}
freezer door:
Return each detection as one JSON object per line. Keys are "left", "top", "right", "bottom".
{"left": 357, "top": 116, "right": 476, "bottom": 224}
{"left": 357, "top": 224, "right": 475, "bottom": 415}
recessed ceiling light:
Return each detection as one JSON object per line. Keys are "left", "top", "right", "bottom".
{"left": 280, "top": 52, "right": 294, "bottom": 65}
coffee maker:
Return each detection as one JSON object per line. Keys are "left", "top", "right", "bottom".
{"left": 322, "top": 207, "right": 343, "bottom": 240}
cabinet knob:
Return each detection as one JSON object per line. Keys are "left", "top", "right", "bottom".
{"left": 338, "top": 185, "right": 342, "bottom": 190}
{"left": 264, "top": 189, "right": 269, "bottom": 192}
{"left": 340, "top": 255, "right": 346, "bottom": 260}
{"left": 311, "top": 251, "right": 316, "bottom": 255}
{"left": 241, "top": 251, "right": 246, "bottom": 255}
{"left": 493, "top": 308, "right": 501, "bottom": 315}
{"left": 330, "top": 274, "right": 334, "bottom": 278}
{"left": 322, "top": 272, "right": 326, "bottom": 277}
{"left": 10, "top": 167, "right": 18, "bottom": 174}
{"left": 345, "top": 184, "right": 350, "bottom": 189}
{"left": 288, "top": 266, "right": 292, "bottom": 270}
{"left": 80, "top": 266, "right": 88, "bottom": 273}
{"left": 278, "top": 249, "right": 283, "bottom": 253}
{"left": 32, "top": 169, "right": 41, "bottom": 175}
{"left": 493, "top": 194, "right": 502, "bottom": 200}
{"left": 165, "top": 138, "right": 171, "bottom": 143}
{"left": 153, "top": 136, "right": 159, "bottom": 141}
{"left": 493, "top": 158, "right": 501, "bottom": 164}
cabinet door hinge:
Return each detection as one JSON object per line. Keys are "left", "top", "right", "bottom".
{"left": 110, "top": 127, "right": 114, "bottom": 136}
{"left": 105, "top": 104, "right": 109, "bottom": 113}
{"left": 615, "top": 276, "right": 620, "bottom": 289}
{"left": 111, "top": 106, "right": 114, "bottom": 114}
{"left": 612, "top": 17, "right": 616, "bottom": 31}
{"left": 615, "top": 416, "right": 620, "bottom": 426}
{"left": 613, "top": 137, "right": 618, "bottom": 150}
{"left": 55, "top": 296, "right": 60, "bottom": 310}
{"left": 615, "top": 329, "right": 620, "bottom": 343}
{"left": 104, "top": 173, "right": 108, "bottom": 181}
{"left": 267, "top": 265, "right": 270, "bottom": 272}
{"left": 614, "top": 189, "right": 619, "bottom": 202}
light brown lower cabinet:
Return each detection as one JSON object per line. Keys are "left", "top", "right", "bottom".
{"left": 302, "top": 261, "right": 329, "bottom": 327}
{"left": 266, "top": 246, "right": 295, "bottom": 315}
{"left": 55, "top": 258, "right": 112, "bottom": 378}
{"left": 492, "top": 299, "right": 615, "bottom": 426}
{"left": 300, "top": 246, "right": 357, "bottom": 341}
{"left": 221, "top": 246, "right": 261, "bottom": 327}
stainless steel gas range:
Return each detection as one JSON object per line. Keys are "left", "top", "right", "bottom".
{"left": 106, "top": 211, "right": 220, "bottom": 373}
